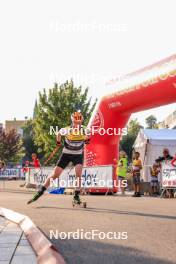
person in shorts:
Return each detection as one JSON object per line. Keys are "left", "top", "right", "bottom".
{"left": 132, "top": 152, "right": 142, "bottom": 197}
{"left": 150, "top": 163, "right": 159, "bottom": 196}
{"left": 27, "top": 111, "right": 90, "bottom": 204}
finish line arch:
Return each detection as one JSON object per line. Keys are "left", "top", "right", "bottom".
{"left": 85, "top": 55, "right": 176, "bottom": 166}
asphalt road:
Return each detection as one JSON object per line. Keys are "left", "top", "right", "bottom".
{"left": 0, "top": 181, "right": 176, "bottom": 264}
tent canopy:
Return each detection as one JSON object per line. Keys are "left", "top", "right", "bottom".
{"left": 133, "top": 129, "right": 176, "bottom": 182}
{"left": 142, "top": 129, "right": 176, "bottom": 146}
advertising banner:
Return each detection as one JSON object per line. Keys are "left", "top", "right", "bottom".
{"left": 161, "top": 161, "right": 176, "bottom": 188}
{"left": 28, "top": 166, "right": 113, "bottom": 188}
{"left": 0, "top": 168, "right": 22, "bottom": 179}
{"left": 59, "top": 165, "right": 113, "bottom": 188}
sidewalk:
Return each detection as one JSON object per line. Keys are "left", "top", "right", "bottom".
{"left": 0, "top": 216, "right": 37, "bottom": 264}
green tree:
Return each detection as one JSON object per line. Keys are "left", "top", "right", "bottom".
{"left": 33, "top": 100, "right": 38, "bottom": 119}
{"left": 0, "top": 129, "right": 23, "bottom": 163}
{"left": 145, "top": 115, "right": 158, "bottom": 129}
{"left": 120, "top": 119, "right": 143, "bottom": 159}
{"left": 33, "top": 80, "right": 97, "bottom": 163}
{"left": 22, "top": 119, "right": 42, "bottom": 163}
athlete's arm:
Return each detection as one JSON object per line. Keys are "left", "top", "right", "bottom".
{"left": 84, "top": 135, "right": 91, "bottom": 144}
{"left": 56, "top": 127, "right": 69, "bottom": 146}
{"left": 56, "top": 132, "right": 62, "bottom": 146}
{"left": 84, "top": 127, "right": 91, "bottom": 144}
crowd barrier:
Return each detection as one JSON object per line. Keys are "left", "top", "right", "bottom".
{"left": 161, "top": 162, "right": 176, "bottom": 188}
{"left": 25, "top": 165, "right": 117, "bottom": 193}
{"left": 0, "top": 168, "right": 24, "bottom": 179}
{"left": 1, "top": 162, "right": 175, "bottom": 194}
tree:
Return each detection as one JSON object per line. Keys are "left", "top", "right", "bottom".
{"left": 33, "top": 100, "right": 38, "bottom": 119}
{"left": 120, "top": 119, "right": 143, "bottom": 159}
{"left": 33, "top": 80, "right": 97, "bottom": 163}
{"left": 145, "top": 115, "right": 157, "bottom": 129}
{"left": 22, "top": 119, "right": 42, "bottom": 164}
{"left": 0, "top": 129, "right": 23, "bottom": 162}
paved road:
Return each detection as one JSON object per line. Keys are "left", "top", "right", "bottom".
{"left": 0, "top": 181, "right": 176, "bottom": 264}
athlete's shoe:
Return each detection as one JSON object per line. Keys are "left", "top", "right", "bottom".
{"left": 132, "top": 192, "right": 138, "bottom": 197}
{"left": 136, "top": 192, "right": 141, "bottom": 197}
{"left": 73, "top": 190, "right": 81, "bottom": 204}
{"left": 27, "top": 186, "right": 46, "bottom": 204}
{"left": 73, "top": 195, "right": 81, "bottom": 204}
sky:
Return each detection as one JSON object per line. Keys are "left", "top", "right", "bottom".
{"left": 0, "top": 0, "right": 176, "bottom": 127}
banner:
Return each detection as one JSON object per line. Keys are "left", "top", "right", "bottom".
{"left": 0, "top": 168, "right": 22, "bottom": 179}
{"left": 161, "top": 161, "right": 176, "bottom": 188}
{"left": 59, "top": 165, "right": 113, "bottom": 188}
{"left": 28, "top": 166, "right": 113, "bottom": 188}
{"left": 27, "top": 168, "right": 59, "bottom": 187}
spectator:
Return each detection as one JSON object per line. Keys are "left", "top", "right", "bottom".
{"left": 132, "top": 151, "right": 142, "bottom": 197}
{"left": 0, "top": 161, "right": 6, "bottom": 170}
{"left": 156, "top": 148, "right": 174, "bottom": 198}
{"left": 22, "top": 160, "right": 30, "bottom": 174}
{"left": 31, "top": 153, "right": 41, "bottom": 169}
{"left": 155, "top": 148, "right": 173, "bottom": 165}
{"left": 20, "top": 160, "right": 30, "bottom": 187}
{"left": 114, "top": 151, "right": 128, "bottom": 195}
{"left": 150, "top": 163, "right": 159, "bottom": 196}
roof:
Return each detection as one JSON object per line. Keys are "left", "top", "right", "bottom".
{"left": 143, "top": 129, "right": 176, "bottom": 140}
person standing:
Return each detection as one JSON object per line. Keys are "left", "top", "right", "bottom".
{"left": 132, "top": 152, "right": 142, "bottom": 197}
{"left": 155, "top": 148, "right": 173, "bottom": 165}
{"left": 31, "top": 153, "right": 41, "bottom": 169}
{"left": 0, "top": 161, "right": 6, "bottom": 170}
{"left": 150, "top": 163, "right": 159, "bottom": 196}
{"left": 115, "top": 151, "right": 128, "bottom": 195}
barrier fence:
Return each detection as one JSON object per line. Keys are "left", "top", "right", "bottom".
{"left": 27, "top": 165, "right": 114, "bottom": 190}
{"left": 0, "top": 162, "right": 176, "bottom": 193}
{"left": 161, "top": 162, "right": 176, "bottom": 188}
{"left": 0, "top": 168, "right": 23, "bottom": 179}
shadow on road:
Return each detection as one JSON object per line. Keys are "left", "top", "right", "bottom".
{"left": 36, "top": 206, "right": 176, "bottom": 221}
{"left": 50, "top": 237, "right": 174, "bottom": 264}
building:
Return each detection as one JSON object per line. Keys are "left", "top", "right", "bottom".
{"left": 5, "top": 119, "right": 26, "bottom": 136}
{"left": 158, "top": 110, "right": 176, "bottom": 128}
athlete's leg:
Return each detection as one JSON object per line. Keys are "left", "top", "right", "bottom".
{"left": 73, "top": 164, "right": 83, "bottom": 203}
{"left": 41, "top": 153, "right": 69, "bottom": 191}
{"left": 27, "top": 153, "right": 70, "bottom": 204}
{"left": 75, "top": 164, "right": 83, "bottom": 189}
{"left": 27, "top": 166, "right": 63, "bottom": 204}
{"left": 43, "top": 166, "right": 63, "bottom": 189}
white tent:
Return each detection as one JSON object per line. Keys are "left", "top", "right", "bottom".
{"left": 133, "top": 129, "right": 176, "bottom": 182}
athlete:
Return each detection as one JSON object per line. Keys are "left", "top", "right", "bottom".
{"left": 27, "top": 111, "right": 90, "bottom": 205}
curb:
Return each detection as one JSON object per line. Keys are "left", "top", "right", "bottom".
{"left": 0, "top": 207, "right": 66, "bottom": 264}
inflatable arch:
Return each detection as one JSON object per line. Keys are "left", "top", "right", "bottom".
{"left": 85, "top": 55, "right": 176, "bottom": 166}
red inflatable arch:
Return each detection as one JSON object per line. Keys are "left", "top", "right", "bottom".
{"left": 85, "top": 55, "right": 176, "bottom": 167}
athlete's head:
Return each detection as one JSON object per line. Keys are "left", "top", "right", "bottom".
{"left": 71, "top": 111, "right": 84, "bottom": 125}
